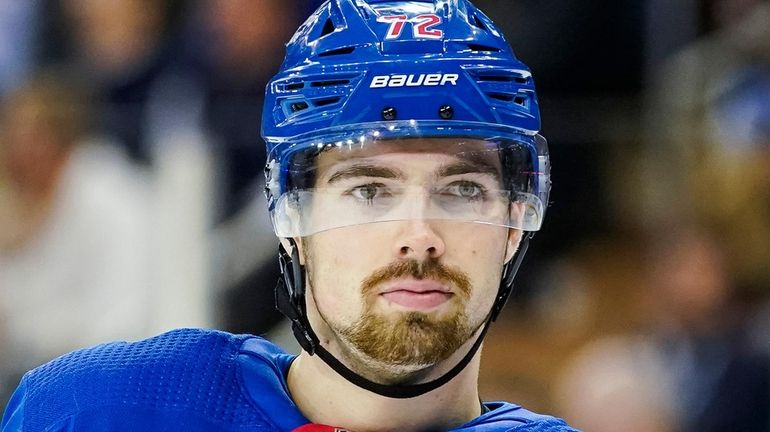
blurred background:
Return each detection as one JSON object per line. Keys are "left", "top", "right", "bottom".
{"left": 0, "top": 0, "right": 768, "bottom": 430}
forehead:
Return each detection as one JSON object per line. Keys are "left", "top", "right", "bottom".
{"left": 313, "top": 137, "right": 501, "bottom": 178}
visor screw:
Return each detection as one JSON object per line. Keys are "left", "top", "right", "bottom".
{"left": 381, "top": 106, "right": 397, "bottom": 121}
{"left": 439, "top": 104, "right": 454, "bottom": 119}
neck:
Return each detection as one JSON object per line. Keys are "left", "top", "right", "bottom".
{"left": 287, "top": 338, "right": 484, "bottom": 432}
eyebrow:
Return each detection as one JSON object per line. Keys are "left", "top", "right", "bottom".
{"left": 435, "top": 159, "right": 500, "bottom": 179}
{"left": 326, "top": 164, "right": 405, "bottom": 184}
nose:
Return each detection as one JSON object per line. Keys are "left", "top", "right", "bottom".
{"left": 394, "top": 219, "right": 446, "bottom": 260}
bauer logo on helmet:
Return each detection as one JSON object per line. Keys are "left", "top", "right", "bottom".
{"left": 369, "top": 73, "right": 459, "bottom": 88}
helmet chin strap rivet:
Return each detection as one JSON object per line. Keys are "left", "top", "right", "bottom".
{"left": 381, "top": 106, "right": 397, "bottom": 121}
{"left": 439, "top": 104, "right": 454, "bottom": 119}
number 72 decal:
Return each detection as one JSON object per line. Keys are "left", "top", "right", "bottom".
{"left": 377, "top": 14, "right": 443, "bottom": 40}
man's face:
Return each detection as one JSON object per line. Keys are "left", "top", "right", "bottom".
{"left": 295, "top": 138, "right": 521, "bottom": 377}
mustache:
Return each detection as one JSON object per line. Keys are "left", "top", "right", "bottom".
{"left": 361, "top": 259, "right": 472, "bottom": 298}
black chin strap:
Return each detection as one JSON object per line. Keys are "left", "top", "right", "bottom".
{"left": 275, "top": 234, "right": 532, "bottom": 399}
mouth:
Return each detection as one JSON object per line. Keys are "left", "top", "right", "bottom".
{"left": 379, "top": 279, "right": 454, "bottom": 310}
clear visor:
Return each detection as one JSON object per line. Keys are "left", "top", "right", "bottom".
{"left": 269, "top": 131, "right": 549, "bottom": 237}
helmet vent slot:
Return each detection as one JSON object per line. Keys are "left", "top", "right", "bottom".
{"left": 477, "top": 75, "right": 514, "bottom": 82}
{"left": 314, "top": 97, "right": 342, "bottom": 107}
{"left": 487, "top": 93, "right": 528, "bottom": 107}
{"left": 472, "top": 14, "right": 488, "bottom": 31}
{"left": 487, "top": 92, "right": 514, "bottom": 102}
{"left": 285, "top": 82, "right": 305, "bottom": 90}
{"left": 290, "top": 101, "right": 310, "bottom": 112}
{"left": 467, "top": 44, "right": 501, "bottom": 53}
{"left": 321, "top": 18, "right": 336, "bottom": 38}
{"left": 318, "top": 46, "right": 356, "bottom": 57}
{"left": 310, "top": 79, "right": 351, "bottom": 87}
{"left": 475, "top": 74, "right": 530, "bottom": 84}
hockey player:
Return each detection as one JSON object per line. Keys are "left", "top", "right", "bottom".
{"left": 1, "top": 1, "right": 578, "bottom": 430}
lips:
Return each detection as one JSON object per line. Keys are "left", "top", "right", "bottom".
{"left": 379, "top": 280, "right": 453, "bottom": 310}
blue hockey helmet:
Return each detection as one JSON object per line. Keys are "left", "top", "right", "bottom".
{"left": 262, "top": 0, "right": 549, "bottom": 238}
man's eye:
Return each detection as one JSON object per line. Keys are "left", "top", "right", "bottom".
{"left": 349, "top": 183, "right": 386, "bottom": 202}
{"left": 443, "top": 181, "right": 485, "bottom": 199}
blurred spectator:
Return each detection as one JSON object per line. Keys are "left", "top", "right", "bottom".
{"left": 555, "top": 336, "right": 675, "bottom": 432}
{"left": 189, "top": 0, "right": 299, "bottom": 220}
{"left": 54, "top": 0, "right": 175, "bottom": 164}
{"left": 642, "top": 0, "right": 770, "bottom": 294}
{"left": 177, "top": 0, "right": 303, "bottom": 336}
{"left": 636, "top": 6, "right": 770, "bottom": 428}
{"left": 643, "top": 228, "right": 769, "bottom": 431}
{"left": 0, "top": 74, "right": 159, "bottom": 405}
{"left": 555, "top": 228, "right": 770, "bottom": 432}
{"left": 44, "top": 0, "right": 306, "bottom": 337}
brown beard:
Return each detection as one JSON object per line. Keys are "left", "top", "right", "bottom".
{"left": 336, "top": 259, "right": 477, "bottom": 366}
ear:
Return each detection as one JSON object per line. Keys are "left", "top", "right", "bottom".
{"left": 279, "top": 237, "right": 306, "bottom": 265}
{"left": 504, "top": 229, "right": 523, "bottom": 264}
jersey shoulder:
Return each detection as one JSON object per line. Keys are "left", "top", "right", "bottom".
{"left": 458, "top": 402, "right": 581, "bottom": 431}
{"left": 8, "top": 328, "right": 284, "bottom": 431}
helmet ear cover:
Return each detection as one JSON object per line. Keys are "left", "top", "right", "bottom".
{"left": 275, "top": 240, "right": 318, "bottom": 354}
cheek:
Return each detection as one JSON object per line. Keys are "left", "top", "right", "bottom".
{"left": 445, "top": 223, "right": 508, "bottom": 266}
{"left": 443, "top": 225, "right": 508, "bottom": 310}
{"left": 305, "top": 230, "right": 385, "bottom": 321}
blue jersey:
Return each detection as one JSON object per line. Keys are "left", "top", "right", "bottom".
{"left": 1, "top": 328, "right": 577, "bottom": 431}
